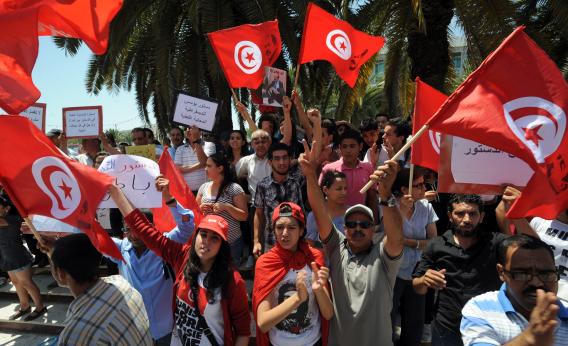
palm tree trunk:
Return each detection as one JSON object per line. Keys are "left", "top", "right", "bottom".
{"left": 407, "top": 0, "right": 455, "bottom": 92}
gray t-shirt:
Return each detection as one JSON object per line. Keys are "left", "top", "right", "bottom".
{"left": 323, "top": 226, "right": 402, "bottom": 346}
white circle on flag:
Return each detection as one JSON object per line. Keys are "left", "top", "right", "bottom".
{"left": 326, "top": 29, "right": 352, "bottom": 60}
{"left": 429, "top": 130, "right": 441, "bottom": 154}
{"left": 32, "top": 157, "right": 81, "bottom": 219}
{"left": 234, "top": 41, "right": 262, "bottom": 74}
{"left": 503, "top": 96, "right": 566, "bottom": 163}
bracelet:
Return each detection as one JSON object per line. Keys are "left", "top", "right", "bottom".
{"left": 165, "top": 198, "right": 176, "bottom": 205}
{"left": 416, "top": 240, "right": 420, "bottom": 249}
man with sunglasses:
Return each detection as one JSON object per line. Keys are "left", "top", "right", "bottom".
{"left": 301, "top": 137, "right": 404, "bottom": 346}
{"left": 461, "top": 234, "right": 568, "bottom": 346}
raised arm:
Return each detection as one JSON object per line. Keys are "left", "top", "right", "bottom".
{"left": 235, "top": 101, "right": 258, "bottom": 132}
{"left": 495, "top": 186, "right": 534, "bottom": 236}
{"left": 292, "top": 90, "right": 313, "bottom": 141}
{"left": 280, "top": 96, "right": 293, "bottom": 146}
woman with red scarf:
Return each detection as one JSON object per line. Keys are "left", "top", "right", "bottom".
{"left": 253, "top": 202, "right": 333, "bottom": 346}
{"left": 109, "top": 184, "right": 250, "bottom": 346}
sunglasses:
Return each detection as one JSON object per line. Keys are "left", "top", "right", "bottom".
{"left": 504, "top": 270, "right": 559, "bottom": 282}
{"left": 345, "top": 220, "right": 373, "bottom": 229}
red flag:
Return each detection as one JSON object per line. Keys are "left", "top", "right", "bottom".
{"left": 156, "top": 149, "right": 203, "bottom": 227}
{"left": 207, "top": 20, "right": 281, "bottom": 89}
{"left": 0, "top": 0, "right": 123, "bottom": 114}
{"left": 0, "top": 116, "right": 121, "bottom": 259}
{"left": 298, "top": 3, "right": 385, "bottom": 88}
{"left": 410, "top": 78, "right": 447, "bottom": 171}
{"left": 427, "top": 27, "right": 568, "bottom": 219}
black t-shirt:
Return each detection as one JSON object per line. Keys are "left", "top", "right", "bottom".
{"left": 412, "top": 229, "right": 507, "bottom": 333}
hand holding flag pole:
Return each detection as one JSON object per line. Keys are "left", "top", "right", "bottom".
{"left": 360, "top": 124, "right": 430, "bottom": 194}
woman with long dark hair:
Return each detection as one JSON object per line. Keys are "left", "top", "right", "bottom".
{"left": 253, "top": 202, "right": 333, "bottom": 346}
{"left": 109, "top": 184, "right": 250, "bottom": 346}
{"left": 197, "top": 152, "right": 248, "bottom": 264}
{"left": 226, "top": 130, "right": 249, "bottom": 170}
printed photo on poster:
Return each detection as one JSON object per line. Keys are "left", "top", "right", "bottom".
{"left": 262, "top": 67, "right": 286, "bottom": 107}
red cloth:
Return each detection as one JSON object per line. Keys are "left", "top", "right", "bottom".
{"left": 208, "top": 20, "right": 282, "bottom": 89}
{"left": 253, "top": 241, "right": 329, "bottom": 346}
{"left": 410, "top": 78, "right": 447, "bottom": 172}
{"left": 0, "top": 0, "right": 123, "bottom": 113}
{"left": 426, "top": 26, "right": 568, "bottom": 219}
{"left": 298, "top": 3, "right": 385, "bottom": 88}
{"left": 124, "top": 209, "right": 251, "bottom": 345}
{"left": 0, "top": 116, "right": 120, "bottom": 259}
{"left": 155, "top": 148, "right": 203, "bottom": 228}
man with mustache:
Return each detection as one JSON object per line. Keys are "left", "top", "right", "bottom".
{"left": 412, "top": 194, "right": 508, "bottom": 346}
{"left": 460, "top": 234, "right": 568, "bottom": 346}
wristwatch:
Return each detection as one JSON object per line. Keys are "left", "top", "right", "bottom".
{"left": 379, "top": 194, "right": 397, "bottom": 207}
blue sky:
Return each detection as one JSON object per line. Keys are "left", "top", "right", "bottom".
{"left": 29, "top": 37, "right": 145, "bottom": 132}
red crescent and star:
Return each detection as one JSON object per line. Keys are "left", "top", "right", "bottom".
{"left": 523, "top": 124, "right": 544, "bottom": 146}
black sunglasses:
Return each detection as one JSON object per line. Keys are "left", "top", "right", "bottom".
{"left": 345, "top": 220, "right": 373, "bottom": 229}
{"left": 504, "top": 270, "right": 559, "bottom": 282}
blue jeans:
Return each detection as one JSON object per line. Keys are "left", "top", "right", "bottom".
{"left": 432, "top": 320, "right": 463, "bottom": 346}
{"left": 230, "top": 237, "right": 243, "bottom": 265}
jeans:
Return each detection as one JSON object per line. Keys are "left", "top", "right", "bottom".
{"left": 154, "top": 332, "right": 172, "bottom": 346}
{"left": 391, "top": 277, "right": 425, "bottom": 346}
{"left": 432, "top": 320, "right": 463, "bottom": 346}
{"left": 230, "top": 237, "right": 243, "bottom": 265}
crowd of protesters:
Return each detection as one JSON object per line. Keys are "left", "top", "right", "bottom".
{"left": 0, "top": 93, "right": 567, "bottom": 346}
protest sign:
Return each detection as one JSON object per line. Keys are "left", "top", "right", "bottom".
{"left": 262, "top": 66, "right": 286, "bottom": 107}
{"left": 172, "top": 92, "right": 218, "bottom": 131}
{"left": 98, "top": 155, "right": 162, "bottom": 208}
{"left": 20, "top": 103, "right": 46, "bottom": 132}
{"left": 126, "top": 144, "right": 157, "bottom": 161}
{"left": 62, "top": 106, "right": 103, "bottom": 138}
{"left": 438, "top": 135, "right": 533, "bottom": 194}
{"left": 21, "top": 215, "right": 81, "bottom": 237}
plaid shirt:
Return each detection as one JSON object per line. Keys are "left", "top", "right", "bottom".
{"left": 254, "top": 166, "right": 306, "bottom": 251}
{"left": 58, "top": 275, "right": 153, "bottom": 346}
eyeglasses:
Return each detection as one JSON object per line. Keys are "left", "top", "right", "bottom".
{"left": 504, "top": 270, "right": 559, "bottom": 282}
{"left": 252, "top": 139, "right": 269, "bottom": 145}
{"left": 345, "top": 220, "right": 373, "bottom": 229}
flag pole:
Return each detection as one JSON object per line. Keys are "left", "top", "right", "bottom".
{"left": 294, "top": 63, "right": 301, "bottom": 90}
{"left": 230, "top": 88, "right": 238, "bottom": 102}
{"left": 360, "top": 124, "right": 430, "bottom": 194}
{"left": 408, "top": 163, "right": 415, "bottom": 196}
{"left": 23, "top": 217, "right": 46, "bottom": 247}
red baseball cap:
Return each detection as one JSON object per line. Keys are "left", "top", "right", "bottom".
{"left": 271, "top": 202, "right": 305, "bottom": 225}
{"left": 196, "top": 215, "right": 229, "bottom": 241}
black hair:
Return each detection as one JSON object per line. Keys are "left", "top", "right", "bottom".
{"left": 51, "top": 234, "right": 101, "bottom": 284}
{"left": 131, "top": 127, "right": 146, "bottom": 136}
{"left": 143, "top": 128, "right": 154, "bottom": 139}
{"left": 207, "top": 152, "right": 235, "bottom": 203}
{"left": 184, "top": 237, "right": 232, "bottom": 303}
{"left": 375, "top": 113, "right": 389, "bottom": 120}
{"left": 226, "top": 130, "right": 249, "bottom": 162}
{"left": 321, "top": 118, "right": 336, "bottom": 138}
{"left": 497, "top": 234, "right": 555, "bottom": 266}
{"left": 258, "top": 113, "right": 277, "bottom": 135}
{"left": 392, "top": 167, "right": 426, "bottom": 197}
{"left": 268, "top": 142, "right": 291, "bottom": 160}
{"left": 359, "top": 118, "right": 379, "bottom": 133}
{"left": 385, "top": 117, "right": 412, "bottom": 140}
{"left": 448, "top": 194, "right": 484, "bottom": 213}
{"left": 320, "top": 170, "right": 346, "bottom": 191}
{"left": 169, "top": 126, "right": 183, "bottom": 135}
{"left": 338, "top": 128, "right": 363, "bottom": 145}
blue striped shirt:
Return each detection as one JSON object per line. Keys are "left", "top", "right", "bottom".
{"left": 461, "top": 283, "right": 568, "bottom": 346}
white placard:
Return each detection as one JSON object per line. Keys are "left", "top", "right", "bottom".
{"left": 63, "top": 106, "right": 102, "bottom": 138}
{"left": 98, "top": 155, "right": 162, "bottom": 208}
{"left": 172, "top": 93, "right": 218, "bottom": 131}
{"left": 96, "top": 208, "right": 112, "bottom": 230}
{"left": 450, "top": 136, "right": 533, "bottom": 186}
{"left": 21, "top": 103, "right": 46, "bottom": 132}
{"left": 29, "top": 215, "right": 81, "bottom": 234}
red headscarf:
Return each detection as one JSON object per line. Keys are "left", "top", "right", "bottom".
{"left": 252, "top": 240, "right": 329, "bottom": 346}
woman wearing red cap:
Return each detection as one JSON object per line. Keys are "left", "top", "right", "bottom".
{"left": 109, "top": 184, "right": 250, "bottom": 346}
{"left": 253, "top": 202, "right": 333, "bottom": 346}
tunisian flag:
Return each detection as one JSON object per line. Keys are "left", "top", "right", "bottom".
{"left": 0, "top": 116, "right": 121, "bottom": 259}
{"left": 426, "top": 27, "right": 568, "bottom": 219}
{"left": 152, "top": 149, "right": 202, "bottom": 232}
{"left": 0, "top": 0, "right": 123, "bottom": 114}
{"left": 410, "top": 78, "right": 447, "bottom": 172}
{"left": 208, "top": 20, "right": 282, "bottom": 89}
{"left": 298, "top": 3, "right": 385, "bottom": 87}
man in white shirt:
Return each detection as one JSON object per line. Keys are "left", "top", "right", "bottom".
{"left": 235, "top": 129, "right": 272, "bottom": 205}
{"left": 174, "top": 126, "right": 215, "bottom": 194}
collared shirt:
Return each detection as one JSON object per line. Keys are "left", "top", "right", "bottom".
{"left": 58, "top": 275, "right": 153, "bottom": 346}
{"left": 235, "top": 153, "right": 271, "bottom": 204}
{"left": 75, "top": 153, "right": 94, "bottom": 167}
{"left": 107, "top": 204, "right": 194, "bottom": 340}
{"left": 323, "top": 226, "right": 402, "bottom": 346}
{"left": 254, "top": 166, "right": 306, "bottom": 250}
{"left": 319, "top": 158, "right": 374, "bottom": 206}
{"left": 413, "top": 229, "right": 507, "bottom": 334}
{"left": 461, "top": 283, "right": 568, "bottom": 346}
{"left": 174, "top": 142, "right": 215, "bottom": 191}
